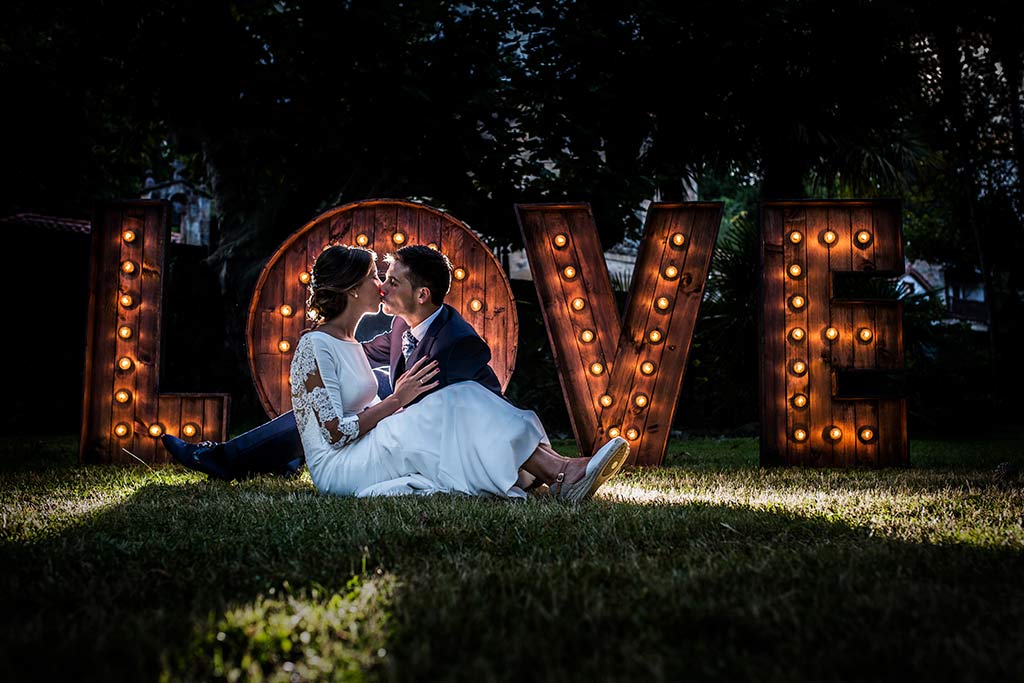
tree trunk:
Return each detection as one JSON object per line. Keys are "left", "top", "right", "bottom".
{"left": 994, "top": 27, "right": 1024, "bottom": 209}
{"left": 933, "top": 23, "right": 1002, "bottom": 408}
{"left": 760, "top": 135, "right": 808, "bottom": 201}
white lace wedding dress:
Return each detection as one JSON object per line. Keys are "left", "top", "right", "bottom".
{"left": 289, "top": 330, "right": 548, "bottom": 498}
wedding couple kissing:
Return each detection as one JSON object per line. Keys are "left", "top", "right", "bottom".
{"left": 163, "top": 243, "right": 629, "bottom": 501}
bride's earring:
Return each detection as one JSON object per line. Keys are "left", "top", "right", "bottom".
{"left": 353, "top": 293, "right": 359, "bottom": 298}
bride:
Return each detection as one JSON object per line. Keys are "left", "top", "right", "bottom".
{"left": 290, "top": 244, "right": 628, "bottom": 500}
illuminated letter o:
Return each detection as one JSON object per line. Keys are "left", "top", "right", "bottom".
{"left": 246, "top": 199, "right": 519, "bottom": 417}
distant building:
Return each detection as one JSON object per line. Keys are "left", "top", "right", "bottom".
{"left": 900, "top": 258, "right": 988, "bottom": 330}
{"left": 141, "top": 160, "right": 212, "bottom": 246}
{"left": 507, "top": 196, "right": 666, "bottom": 289}
{"left": 508, "top": 246, "right": 638, "bottom": 292}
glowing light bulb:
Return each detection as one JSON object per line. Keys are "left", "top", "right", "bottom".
{"left": 671, "top": 233, "right": 686, "bottom": 247}
{"left": 788, "top": 264, "right": 802, "bottom": 278}
{"left": 823, "top": 230, "right": 838, "bottom": 245}
{"left": 608, "top": 427, "right": 621, "bottom": 438}
{"left": 563, "top": 266, "right": 577, "bottom": 279}
{"left": 117, "top": 357, "right": 133, "bottom": 371}
{"left": 793, "top": 428, "right": 808, "bottom": 442}
{"left": 656, "top": 297, "right": 670, "bottom": 310}
{"left": 355, "top": 234, "right": 369, "bottom": 246}
{"left": 825, "top": 326, "right": 839, "bottom": 341}
{"left": 792, "top": 360, "right": 807, "bottom": 375}
{"left": 299, "top": 271, "right": 311, "bottom": 285}
{"left": 856, "top": 230, "right": 872, "bottom": 245}
{"left": 182, "top": 423, "right": 198, "bottom": 438}
{"left": 625, "top": 428, "right": 639, "bottom": 440}
{"left": 789, "top": 231, "right": 803, "bottom": 244}
{"left": 571, "top": 298, "right": 586, "bottom": 311}
{"left": 792, "top": 393, "right": 808, "bottom": 408}
{"left": 858, "top": 328, "right": 873, "bottom": 343}
{"left": 641, "top": 361, "right": 655, "bottom": 375}
{"left": 122, "top": 230, "right": 136, "bottom": 243}
{"left": 392, "top": 231, "right": 406, "bottom": 245}
{"left": 663, "top": 265, "right": 679, "bottom": 279}
{"left": 599, "top": 394, "right": 613, "bottom": 408}
{"left": 790, "top": 327, "right": 806, "bottom": 341}
{"left": 648, "top": 329, "right": 663, "bottom": 344}
{"left": 790, "top": 295, "right": 805, "bottom": 309}
{"left": 118, "top": 326, "right": 132, "bottom": 339}
{"left": 469, "top": 299, "right": 483, "bottom": 312}
{"left": 553, "top": 234, "right": 568, "bottom": 248}
{"left": 121, "top": 260, "right": 136, "bottom": 274}
{"left": 634, "top": 394, "right": 649, "bottom": 408}
{"left": 148, "top": 423, "right": 164, "bottom": 438}
{"left": 280, "top": 304, "right": 293, "bottom": 317}
{"left": 829, "top": 426, "right": 843, "bottom": 441}
{"left": 580, "top": 329, "right": 595, "bottom": 343}
{"left": 119, "top": 294, "right": 133, "bottom": 308}
{"left": 453, "top": 267, "right": 467, "bottom": 281}
{"left": 859, "top": 427, "right": 875, "bottom": 442}
{"left": 590, "top": 362, "right": 605, "bottom": 376}
{"left": 114, "top": 389, "right": 131, "bottom": 404}
{"left": 278, "top": 340, "right": 291, "bottom": 353}
{"left": 428, "top": 243, "right": 439, "bottom": 250}
{"left": 113, "top": 423, "right": 129, "bottom": 438}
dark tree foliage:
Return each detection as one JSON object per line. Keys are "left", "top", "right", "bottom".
{"left": 677, "top": 214, "right": 761, "bottom": 433}
{"left": 3, "top": 0, "right": 540, "bottom": 421}
{"left": 2, "top": 0, "right": 1020, "bottom": 432}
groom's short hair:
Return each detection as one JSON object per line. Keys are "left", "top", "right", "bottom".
{"left": 389, "top": 245, "right": 452, "bottom": 305}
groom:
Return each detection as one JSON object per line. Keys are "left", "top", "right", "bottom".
{"left": 163, "top": 244, "right": 507, "bottom": 481}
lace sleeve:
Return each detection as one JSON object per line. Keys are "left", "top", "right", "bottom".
{"left": 290, "top": 336, "right": 360, "bottom": 450}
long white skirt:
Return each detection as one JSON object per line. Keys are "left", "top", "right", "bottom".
{"left": 307, "top": 382, "right": 548, "bottom": 498}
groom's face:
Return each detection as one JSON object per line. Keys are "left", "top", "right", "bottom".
{"left": 380, "top": 260, "right": 424, "bottom": 319}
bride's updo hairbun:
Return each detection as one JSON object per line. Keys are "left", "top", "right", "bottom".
{"left": 306, "top": 245, "right": 376, "bottom": 324}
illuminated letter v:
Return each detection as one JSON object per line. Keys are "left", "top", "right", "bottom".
{"left": 516, "top": 203, "right": 722, "bottom": 466}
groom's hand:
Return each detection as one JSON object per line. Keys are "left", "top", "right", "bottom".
{"left": 392, "top": 357, "right": 440, "bottom": 407}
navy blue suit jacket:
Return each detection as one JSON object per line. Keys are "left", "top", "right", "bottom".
{"left": 360, "top": 304, "right": 503, "bottom": 400}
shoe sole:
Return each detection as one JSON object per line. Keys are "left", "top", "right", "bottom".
{"left": 563, "top": 438, "right": 630, "bottom": 503}
{"left": 592, "top": 440, "right": 630, "bottom": 491}
{"left": 590, "top": 440, "right": 630, "bottom": 494}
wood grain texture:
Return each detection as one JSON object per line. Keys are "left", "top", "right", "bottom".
{"left": 81, "top": 201, "right": 230, "bottom": 464}
{"left": 246, "top": 200, "right": 519, "bottom": 417}
{"left": 759, "top": 208, "right": 787, "bottom": 465}
{"left": 761, "top": 201, "right": 907, "bottom": 467}
{"left": 516, "top": 202, "right": 722, "bottom": 467}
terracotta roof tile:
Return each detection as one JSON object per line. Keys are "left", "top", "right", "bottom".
{"left": 0, "top": 212, "right": 183, "bottom": 242}
{"left": 0, "top": 212, "right": 92, "bottom": 234}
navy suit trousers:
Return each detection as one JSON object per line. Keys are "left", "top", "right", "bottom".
{"left": 220, "top": 411, "right": 304, "bottom": 478}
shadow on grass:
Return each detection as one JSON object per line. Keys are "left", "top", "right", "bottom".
{"left": 2, "top": 463, "right": 1023, "bottom": 683}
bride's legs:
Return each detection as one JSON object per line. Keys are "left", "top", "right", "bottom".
{"left": 521, "top": 443, "right": 589, "bottom": 485}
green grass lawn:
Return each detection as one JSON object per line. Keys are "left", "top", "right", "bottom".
{"left": 2, "top": 435, "right": 1023, "bottom": 682}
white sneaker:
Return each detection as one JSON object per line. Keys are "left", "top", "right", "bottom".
{"left": 552, "top": 437, "right": 630, "bottom": 503}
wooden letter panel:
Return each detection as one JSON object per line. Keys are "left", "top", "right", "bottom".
{"left": 246, "top": 199, "right": 518, "bottom": 418}
{"left": 760, "top": 201, "right": 907, "bottom": 466}
{"left": 80, "top": 201, "right": 230, "bottom": 463}
{"left": 516, "top": 203, "right": 721, "bottom": 466}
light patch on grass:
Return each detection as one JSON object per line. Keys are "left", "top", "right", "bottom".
{"left": 0, "top": 466, "right": 206, "bottom": 544}
{"left": 602, "top": 464, "right": 1024, "bottom": 548}
{"left": 163, "top": 574, "right": 395, "bottom": 683}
